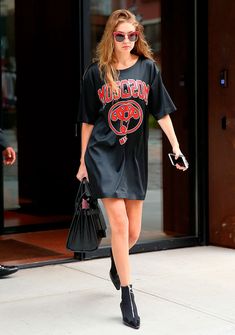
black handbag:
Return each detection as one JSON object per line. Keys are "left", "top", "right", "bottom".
{"left": 66, "top": 178, "right": 107, "bottom": 252}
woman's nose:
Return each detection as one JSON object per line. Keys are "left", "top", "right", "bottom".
{"left": 123, "top": 34, "right": 129, "bottom": 41}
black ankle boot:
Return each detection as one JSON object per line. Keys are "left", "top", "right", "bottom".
{"left": 120, "top": 285, "right": 140, "bottom": 329}
{"left": 109, "top": 248, "right": 120, "bottom": 290}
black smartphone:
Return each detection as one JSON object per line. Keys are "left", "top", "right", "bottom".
{"left": 168, "top": 153, "right": 189, "bottom": 169}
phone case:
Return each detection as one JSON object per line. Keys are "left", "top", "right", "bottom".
{"left": 168, "top": 153, "right": 189, "bottom": 168}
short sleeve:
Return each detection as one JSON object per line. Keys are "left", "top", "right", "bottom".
{"left": 77, "top": 64, "right": 101, "bottom": 125}
{"left": 148, "top": 64, "right": 177, "bottom": 120}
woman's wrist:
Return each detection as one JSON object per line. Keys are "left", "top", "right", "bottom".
{"left": 172, "top": 142, "right": 179, "bottom": 150}
{"left": 172, "top": 143, "right": 182, "bottom": 156}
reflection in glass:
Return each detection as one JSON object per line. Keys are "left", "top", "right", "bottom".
{"left": 1, "top": 0, "right": 19, "bottom": 211}
{"left": 1, "top": 1, "right": 75, "bottom": 229}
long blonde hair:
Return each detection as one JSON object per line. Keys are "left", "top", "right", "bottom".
{"left": 95, "top": 9, "right": 154, "bottom": 90}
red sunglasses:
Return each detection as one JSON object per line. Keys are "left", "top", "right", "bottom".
{"left": 113, "top": 31, "right": 139, "bottom": 42}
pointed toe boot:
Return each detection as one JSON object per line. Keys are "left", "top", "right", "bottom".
{"left": 120, "top": 285, "right": 140, "bottom": 329}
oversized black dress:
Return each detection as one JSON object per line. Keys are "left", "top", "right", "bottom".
{"left": 78, "top": 57, "right": 176, "bottom": 200}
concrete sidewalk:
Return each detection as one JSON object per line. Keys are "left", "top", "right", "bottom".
{"left": 0, "top": 246, "right": 235, "bottom": 335}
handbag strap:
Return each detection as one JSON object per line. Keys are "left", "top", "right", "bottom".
{"left": 74, "top": 179, "right": 86, "bottom": 207}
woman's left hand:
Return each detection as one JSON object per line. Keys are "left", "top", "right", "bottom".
{"left": 172, "top": 146, "right": 188, "bottom": 171}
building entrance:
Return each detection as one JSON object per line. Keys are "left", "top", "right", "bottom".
{"left": 0, "top": 0, "right": 201, "bottom": 266}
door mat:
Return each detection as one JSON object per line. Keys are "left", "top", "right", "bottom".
{"left": 0, "top": 239, "right": 62, "bottom": 262}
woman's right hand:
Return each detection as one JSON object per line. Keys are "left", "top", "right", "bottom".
{"left": 76, "top": 162, "right": 89, "bottom": 181}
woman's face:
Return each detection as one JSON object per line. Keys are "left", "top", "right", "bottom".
{"left": 113, "top": 21, "right": 138, "bottom": 55}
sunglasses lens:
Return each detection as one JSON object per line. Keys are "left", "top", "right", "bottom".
{"left": 128, "top": 33, "right": 138, "bottom": 41}
{"left": 115, "top": 33, "right": 125, "bottom": 42}
{"left": 114, "top": 32, "right": 138, "bottom": 42}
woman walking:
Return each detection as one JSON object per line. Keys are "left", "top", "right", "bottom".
{"left": 76, "top": 9, "right": 187, "bottom": 329}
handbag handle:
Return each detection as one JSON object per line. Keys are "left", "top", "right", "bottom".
{"left": 74, "top": 177, "right": 91, "bottom": 207}
{"left": 74, "top": 178, "right": 86, "bottom": 207}
{"left": 83, "top": 178, "right": 92, "bottom": 199}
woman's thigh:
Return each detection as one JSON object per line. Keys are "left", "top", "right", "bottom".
{"left": 101, "top": 198, "right": 129, "bottom": 233}
{"left": 124, "top": 199, "right": 144, "bottom": 236}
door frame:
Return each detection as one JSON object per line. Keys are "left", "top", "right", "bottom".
{"left": 196, "top": 0, "right": 209, "bottom": 245}
{"left": 0, "top": 0, "right": 209, "bottom": 259}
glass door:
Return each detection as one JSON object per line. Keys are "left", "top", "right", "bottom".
{"left": 0, "top": 0, "right": 77, "bottom": 232}
{"left": 0, "top": 0, "right": 80, "bottom": 266}
{"left": 1, "top": 0, "right": 19, "bottom": 228}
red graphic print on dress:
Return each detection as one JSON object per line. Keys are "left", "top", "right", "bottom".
{"left": 108, "top": 100, "right": 143, "bottom": 145}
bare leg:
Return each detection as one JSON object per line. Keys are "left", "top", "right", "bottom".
{"left": 125, "top": 199, "right": 143, "bottom": 249}
{"left": 102, "top": 198, "right": 130, "bottom": 286}
{"left": 102, "top": 198, "right": 142, "bottom": 329}
{"left": 122, "top": 200, "right": 142, "bottom": 329}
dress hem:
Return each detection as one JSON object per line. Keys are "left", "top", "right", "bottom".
{"left": 95, "top": 192, "right": 146, "bottom": 200}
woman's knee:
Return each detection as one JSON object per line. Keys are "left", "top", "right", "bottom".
{"left": 101, "top": 198, "right": 129, "bottom": 237}
{"left": 129, "top": 228, "right": 141, "bottom": 245}
{"left": 110, "top": 214, "right": 129, "bottom": 236}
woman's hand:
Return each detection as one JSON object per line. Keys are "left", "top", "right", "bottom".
{"left": 172, "top": 145, "right": 188, "bottom": 171}
{"left": 76, "top": 162, "right": 89, "bottom": 181}
{"left": 158, "top": 115, "right": 188, "bottom": 171}
{"left": 2, "top": 147, "right": 16, "bottom": 165}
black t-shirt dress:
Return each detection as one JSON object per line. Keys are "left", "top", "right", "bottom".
{"left": 78, "top": 57, "right": 176, "bottom": 200}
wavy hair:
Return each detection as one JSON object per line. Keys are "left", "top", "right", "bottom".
{"left": 95, "top": 9, "right": 154, "bottom": 90}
